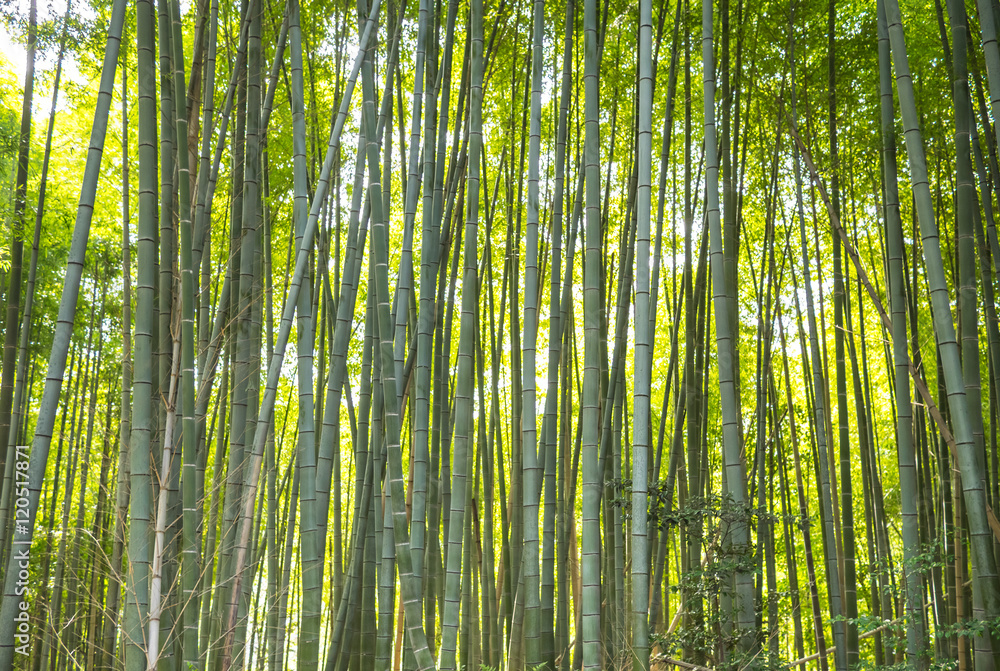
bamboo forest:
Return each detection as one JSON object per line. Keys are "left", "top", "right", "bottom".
{"left": 6, "top": 0, "right": 1000, "bottom": 666}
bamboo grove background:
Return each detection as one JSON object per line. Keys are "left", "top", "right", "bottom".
{"left": 2, "top": 0, "right": 1000, "bottom": 667}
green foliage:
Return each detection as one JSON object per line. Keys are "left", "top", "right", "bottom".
{"left": 652, "top": 621, "right": 788, "bottom": 671}
{"left": 853, "top": 662, "right": 957, "bottom": 671}
{"left": 649, "top": 494, "right": 779, "bottom": 668}
{"left": 650, "top": 488, "right": 777, "bottom": 537}
{"left": 934, "top": 615, "right": 1000, "bottom": 641}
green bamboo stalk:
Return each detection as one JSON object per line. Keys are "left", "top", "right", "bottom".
{"left": 949, "top": 3, "right": 994, "bottom": 664}
{"left": 581, "top": 0, "right": 603, "bottom": 663}
{"left": 192, "top": 0, "right": 257, "bottom": 271}
{"left": 540, "top": 54, "right": 578, "bottom": 671}
{"left": 772, "top": 371, "right": 806, "bottom": 664}
{"left": 198, "top": 363, "right": 228, "bottom": 665}
{"left": 156, "top": 0, "right": 174, "bottom": 483}
{"left": 975, "top": 0, "right": 1000, "bottom": 137}
{"left": 221, "top": 0, "right": 263, "bottom": 657}
{"left": 85, "top": 385, "right": 117, "bottom": 669}
{"left": 970, "top": 113, "right": 1000, "bottom": 545}
{"left": 123, "top": 0, "right": 158, "bottom": 665}
{"left": 950, "top": 1, "right": 996, "bottom": 667}
{"left": 372, "top": 270, "right": 397, "bottom": 668}
{"left": 439, "top": 93, "right": 483, "bottom": 661}
{"left": 649, "top": 0, "right": 683, "bottom": 636}
{"left": 265, "top": 347, "right": 279, "bottom": 671}
{"left": 414, "top": 0, "right": 452, "bottom": 647}
{"left": 682, "top": 1, "right": 704, "bottom": 653}
{"left": 162, "top": 0, "right": 201, "bottom": 662}
{"left": 702, "top": 0, "right": 754, "bottom": 653}
{"left": 884, "top": 0, "right": 1000, "bottom": 661}
{"left": 632, "top": 0, "right": 653, "bottom": 662}
{"left": 520, "top": 0, "right": 544, "bottom": 663}
{"left": 323, "top": 434, "right": 373, "bottom": 668}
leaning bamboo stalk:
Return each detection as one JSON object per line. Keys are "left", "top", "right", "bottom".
{"left": 322, "top": 438, "right": 375, "bottom": 667}
{"left": 68, "top": 286, "right": 107, "bottom": 643}
{"left": 2, "top": 0, "right": 69, "bottom": 468}
{"left": 357, "top": 0, "right": 437, "bottom": 663}
{"left": 974, "top": 0, "right": 1000, "bottom": 135}
{"left": 192, "top": 0, "right": 256, "bottom": 268}
{"left": 217, "top": 3, "right": 381, "bottom": 666}
{"left": 0, "top": 0, "right": 126, "bottom": 661}
{"left": 314, "top": 0, "right": 402, "bottom": 587}
{"left": 772, "top": 373, "right": 806, "bottom": 663}
{"left": 0, "top": 0, "right": 71, "bottom": 568}
{"left": 785, "top": 116, "right": 1000, "bottom": 545}
{"left": 287, "top": 0, "right": 322, "bottom": 665}
{"left": 84, "top": 385, "right": 117, "bottom": 669}
{"left": 881, "top": 0, "right": 1000, "bottom": 646}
